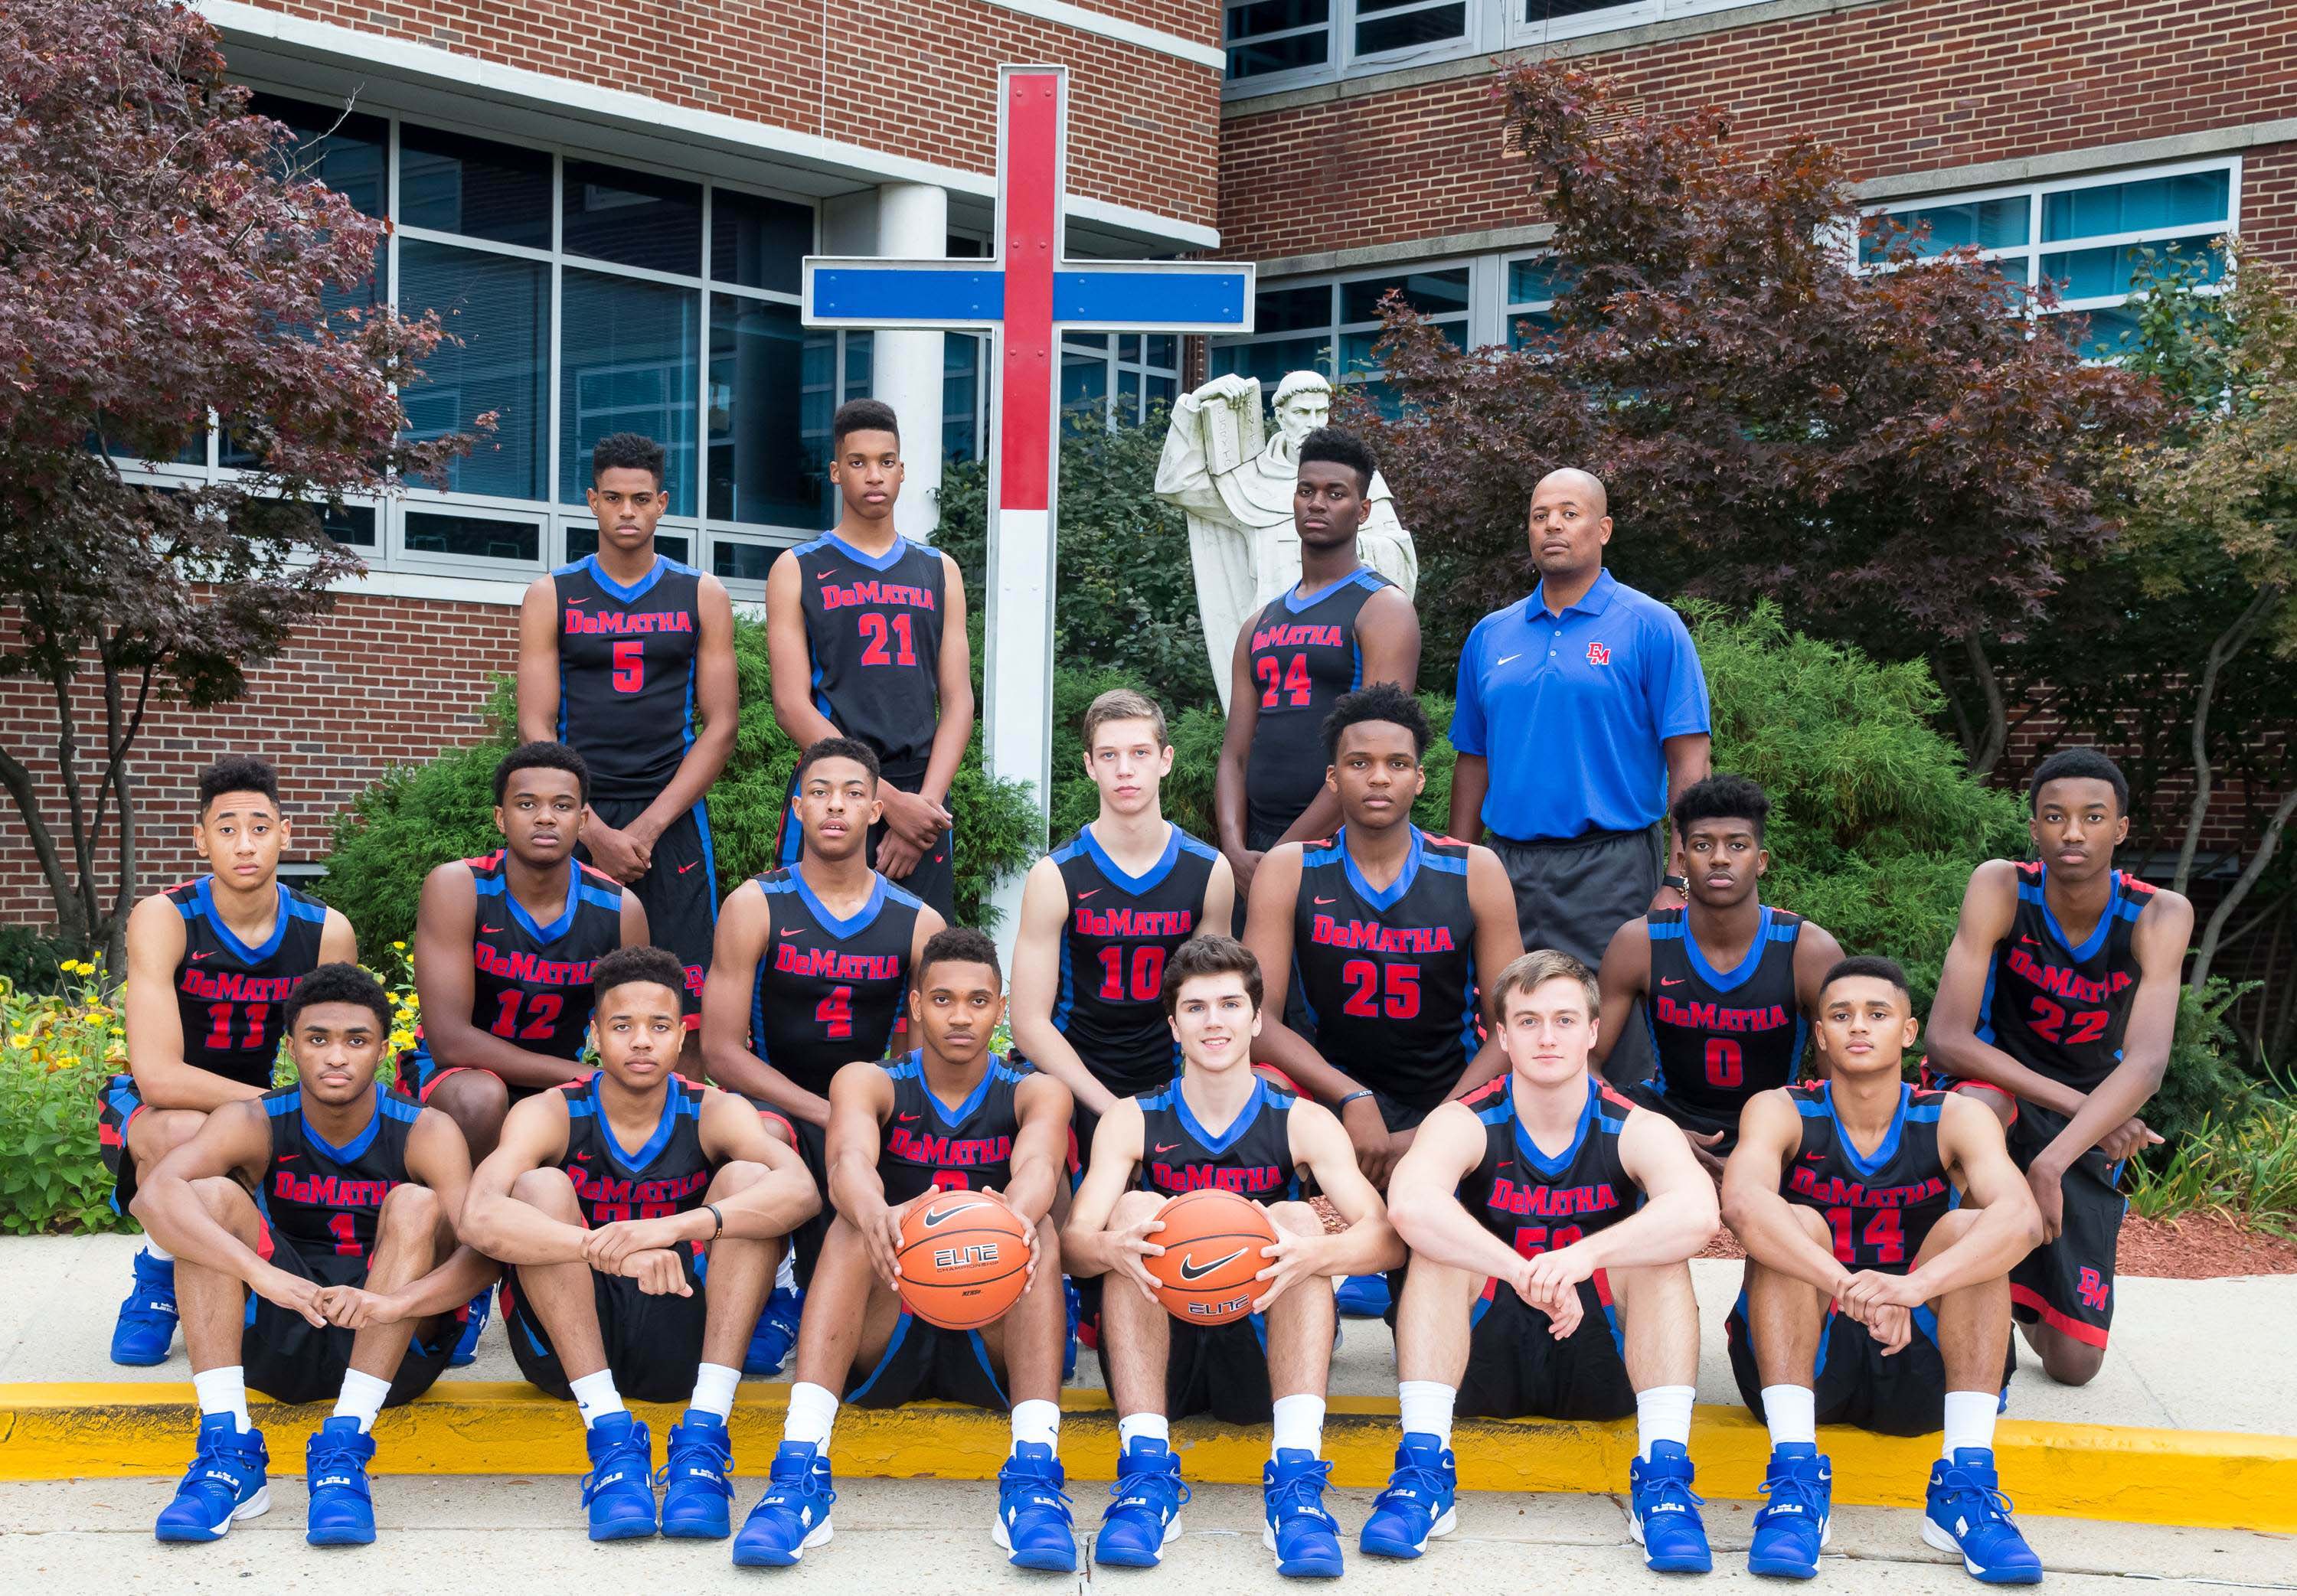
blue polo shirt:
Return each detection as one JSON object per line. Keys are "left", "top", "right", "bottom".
{"left": 1449, "top": 570, "right": 1710, "bottom": 842}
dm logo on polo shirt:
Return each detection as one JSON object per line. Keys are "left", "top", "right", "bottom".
{"left": 1587, "top": 641, "right": 1613, "bottom": 666}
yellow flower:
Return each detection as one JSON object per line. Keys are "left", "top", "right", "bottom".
{"left": 83, "top": 1009, "right": 104, "bottom": 1023}
{"left": 392, "top": 942, "right": 407, "bottom": 951}
{"left": 8, "top": 1035, "right": 28, "bottom": 1049}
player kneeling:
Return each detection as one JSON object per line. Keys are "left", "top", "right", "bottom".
{"left": 461, "top": 946, "right": 820, "bottom": 1542}
{"left": 1722, "top": 957, "right": 2044, "bottom": 1584}
{"left": 1371, "top": 949, "right": 1720, "bottom": 1571}
{"left": 731, "top": 927, "right": 1079, "bottom": 1572}
{"left": 1064, "top": 934, "right": 1403, "bottom": 1579}
{"left": 132, "top": 964, "right": 495, "bottom": 1546}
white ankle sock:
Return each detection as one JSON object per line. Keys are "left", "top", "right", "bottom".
{"left": 192, "top": 1365, "right": 250, "bottom": 1433}
{"left": 784, "top": 1380, "right": 840, "bottom": 1448}
{"left": 688, "top": 1362, "right": 740, "bottom": 1421}
{"left": 1397, "top": 1380, "right": 1456, "bottom": 1449}
{"left": 1271, "top": 1394, "right": 1325, "bottom": 1460}
{"left": 1011, "top": 1399, "right": 1060, "bottom": 1453}
{"left": 569, "top": 1369, "right": 625, "bottom": 1428}
{"left": 1635, "top": 1385, "right": 1697, "bottom": 1458}
{"left": 142, "top": 1241, "right": 172, "bottom": 1263}
{"left": 775, "top": 1250, "right": 798, "bottom": 1293}
{"left": 1941, "top": 1391, "right": 1998, "bottom": 1459}
{"left": 1763, "top": 1385, "right": 1817, "bottom": 1448}
{"left": 332, "top": 1369, "right": 391, "bottom": 1434}
{"left": 1118, "top": 1412, "right": 1169, "bottom": 1451}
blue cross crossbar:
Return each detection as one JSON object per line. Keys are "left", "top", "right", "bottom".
{"left": 802, "top": 259, "right": 1255, "bottom": 335}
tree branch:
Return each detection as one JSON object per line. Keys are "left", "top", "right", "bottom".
{"left": 2192, "top": 783, "right": 2297, "bottom": 991}
{"left": 2173, "top": 583, "right": 2280, "bottom": 896}
{"left": 1962, "top": 632, "right": 2008, "bottom": 777}
{"left": 0, "top": 745, "right": 83, "bottom": 941}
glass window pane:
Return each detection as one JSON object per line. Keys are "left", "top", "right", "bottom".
{"left": 250, "top": 93, "right": 387, "bottom": 218}
{"left": 711, "top": 188, "right": 813, "bottom": 294}
{"left": 404, "top": 510, "right": 540, "bottom": 562}
{"left": 707, "top": 298, "right": 819, "bottom": 527}
{"left": 1147, "top": 335, "right": 1179, "bottom": 369}
{"left": 1864, "top": 196, "right": 2030, "bottom": 263}
{"left": 1256, "top": 284, "right": 1334, "bottom": 333}
{"left": 399, "top": 124, "right": 552, "bottom": 247}
{"left": 1228, "top": 0, "right": 1327, "bottom": 38}
{"left": 398, "top": 240, "right": 550, "bottom": 501}
{"left": 1341, "top": 268, "right": 1469, "bottom": 323}
{"left": 559, "top": 269, "right": 699, "bottom": 515}
{"left": 2046, "top": 305, "right": 2147, "bottom": 361}
{"left": 1146, "top": 374, "right": 1176, "bottom": 416}
{"left": 845, "top": 331, "right": 874, "bottom": 397}
{"left": 2043, "top": 170, "right": 2230, "bottom": 243}
{"left": 1342, "top": 316, "right": 1463, "bottom": 372}
{"left": 713, "top": 539, "right": 780, "bottom": 583}
{"left": 1062, "top": 343, "right": 1109, "bottom": 429}
{"left": 562, "top": 160, "right": 702, "bottom": 274}
{"left": 319, "top": 504, "right": 378, "bottom": 547}
{"left": 1508, "top": 256, "right": 1563, "bottom": 305}
{"left": 1356, "top": 2, "right": 1465, "bottom": 53}
{"left": 2040, "top": 235, "right": 2223, "bottom": 301}
{"left": 1211, "top": 335, "right": 1331, "bottom": 385}
{"left": 1119, "top": 368, "right": 1142, "bottom": 422}
{"left": 1119, "top": 335, "right": 1142, "bottom": 364}
{"left": 943, "top": 335, "right": 982, "bottom": 463}
{"left": 1524, "top": 0, "right": 1635, "bottom": 21}
{"left": 1227, "top": 34, "right": 1331, "bottom": 75}
{"left": 569, "top": 527, "right": 689, "bottom": 563}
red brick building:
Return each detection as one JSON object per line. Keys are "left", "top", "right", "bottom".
{"left": 5, "top": 0, "right": 2290, "bottom": 917}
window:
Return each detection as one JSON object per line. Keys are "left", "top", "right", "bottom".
{"left": 1353, "top": 0, "right": 1467, "bottom": 56}
{"left": 559, "top": 269, "right": 701, "bottom": 517}
{"left": 1505, "top": 253, "right": 1565, "bottom": 347}
{"left": 404, "top": 509, "right": 541, "bottom": 563}
{"left": 707, "top": 298, "right": 816, "bottom": 528}
{"left": 399, "top": 240, "right": 551, "bottom": 500}
{"left": 1865, "top": 159, "right": 2237, "bottom": 360}
{"left": 400, "top": 125, "right": 551, "bottom": 248}
{"left": 1211, "top": 267, "right": 1470, "bottom": 393}
{"left": 1227, "top": 0, "right": 1331, "bottom": 80}
{"left": 562, "top": 160, "right": 703, "bottom": 275}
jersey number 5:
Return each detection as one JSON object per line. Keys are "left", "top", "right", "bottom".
{"left": 611, "top": 638, "right": 645, "bottom": 693}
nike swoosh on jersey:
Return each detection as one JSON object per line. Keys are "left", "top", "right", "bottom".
{"left": 188, "top": 950, "right": 213, "bottom": 961}
{"left": 1077, "top": 889, "right": 1100, "bottom": 899}
{"left": 1178, "top": 1247, "right": 1247, "bottom": 1281}
{"left": 678, "top": 862, "right": 700, "bottom": 874}
{"left": 1155, "top": 1143, "right": 1180, "bottom": 1154}
{"left": 1496, "top": 653, "right": 1523, "bottom": 666}
{"left": 1314, "top": 896, "right": 1337, "bottom": 906}
{"left": 481, "top": 925, "right": 503, "bottom": 935}
{"left": 1660, "top": 976, "right": 1684, "bottom": 987}
{"left": 923, "top": 1202, "right": 988, "bottom": 1228}
{"left": 780, "top": 927, "right": 805, "bottom": 936}
{"left": 897, "top": 1112, "right": 920, "bottom": 1121}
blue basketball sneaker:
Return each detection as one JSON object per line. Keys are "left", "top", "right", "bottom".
{"left": 580, "top": 1412, "right": 658, "bottom": 1541}
{"left": 303, "top": 1416, "right": 377, "bottom": 1546}
{"left": 1628, "top": 1441, "right": 1712, "bottom": 1573}
{"left": 1923, "top": 1449, "right": 2043, "bottom": 1585}
{"left": 153, "top": 1414, "right": 268, "bottom": 1542}
{"left": 1747, "top": 1444, "right": 1831, "bottom": 1580}
{"left": 1359, "top": 1434, "right": 1457, "bottom": 1558}
{"left": 449, "top": 1287, "right": 490, "bottom": 1368}
{"left": 1062, "top": 1278, "right": 1080, "bottom": 1382}
{"left": 1334, "top": 1274, "right": 1391, "bottom": 1318}
{"left": 744, "top": 1285, "right": 802, "bottom": 1378}
{"left": 658, "top": 1412, "right": 736, "bottom": 1539}
{"left": 993, "top": 1441, "right": 1077, "bottom": 1572}
{"left": 1263, "top": 1448, "right": 1344, "bottom": 1578}
{"left": 732, "top": 1441, "right": 837, "bottom": 1566}
{"left": 110, "top": 1248, "right": 178, "bottom": 1366}
{"left": 1094, "top": 1437, "right": 1188, "bottom": 1568}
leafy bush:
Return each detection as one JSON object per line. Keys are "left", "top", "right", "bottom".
{"left": 0, "top": 925, "right": 87, "bottom": 997}
{"left": 2128, "top": 1087, "right": 2297, "bottom": 1233}
{"left": 0, "top": 958, "right": 128, "bottom": 1233}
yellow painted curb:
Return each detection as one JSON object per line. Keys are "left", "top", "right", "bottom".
{"left": 4, "top": 1382, "right": 2292, "bottom": 1533}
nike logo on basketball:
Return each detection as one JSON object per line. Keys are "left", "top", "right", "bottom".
{"left": 1497, "top": 653, "right": 1522, "bottom": 666}
{"left": 923, "top": 1202, "right": 986, "bottom": 1228}
{"left": 1178, "top": 1248, "right": 1247, "bottom": 1281}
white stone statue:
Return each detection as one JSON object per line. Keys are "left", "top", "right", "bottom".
{"left": 1154, "top": 370, "right": 1420, "bottom": 710}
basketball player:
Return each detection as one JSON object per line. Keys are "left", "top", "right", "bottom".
{"left": 1215, "top": 427, "right": 1420, "bottom": 906}
{"left": 1064, "top": 935, "right": 1402, "bottom": 1578}
{"left": 1367, "top": 951, "right": 1717, "bottom": 1573}
{"left": 702, "top": 736, "right": 945, "bottom": 1292}
{"left": 1596, "top": 774, "right": 1843, "bottom": 1164}
{"left": 100, "top": 756, "right": 357, "bottom": 1366}
{"left": 131, "top": 964, "right": 492, "bottom": 1546}
{"left": 731, "top": 928, "right": 1078, "bottom": 1572}
{"left": 518, "top": 431, "right": 737, "bottom": 1020}
{"left": 1926, "top": 749, "right": 2192, "bottom": 1386}
{"left": 462, "top": 947, "right": 820, "bottom": 1542}
{"left": 766, "top": 398, "right": 974, "bottom": 920}
{"left": 409, "top": 741, "right": 646, "bottom": 1157}
{"left": 1724, "top": 957, "right": 2044, "bottom": 1583}
{"left": 1243, "top": 682, "right": 1521, "bottom": 1314}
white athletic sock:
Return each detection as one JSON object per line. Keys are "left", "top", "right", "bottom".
{"left": 332, "top": 1369, "right": 392, "bottom": 1434}
{"left": 775, "top": 1250, "right": 798, "bottom": 1294}
{"left": 688, "top": 1362, "right": 740, "bottom": 1422}
{"left": 1763, "top": 1385, "right": 1818, "bottom": 1449}
{"left": 193, "top": 1366, "right": 251, "bottom": 1433}
{"left": 1941, "top": 1391, "right": 1998, "bottom": 1460}
{"left": 1117, "top": 1412, "right": 1170, "bottom": 1452}
{"left": 1271, "top": 1394, "right": 1326, "bottom": 1461}
{"left": 1636, "top": 1385, "right": 1697, "bottom": 1459}
{"left": 1397, "top": 1380, "right": 1456, "bottom": 1449}
{"left": 569, "top": 1369, "right": 626, "bottom": 1429}
{"left": 1011, "top": 1399, "right": 1061, "bottom": 1454}
{"left": 142, "top": 1241, "right": 172, "bottom": 1263}
{"left": 783, "top": 1380, "right": 840, "bottom": 1449}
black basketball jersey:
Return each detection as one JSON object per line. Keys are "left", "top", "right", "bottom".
{"left": 261, "top": 1082, "right": 422, "bottom": 1262}
{"left": 1292, "top": 826, "right": 1481, "bottom": 1113}
{"left": 1647, "top": 905, "right": 1808, "bottom": 1119}
{"left": 1779, "top": 1081, "right": 1952, "bottom": 1274}
{"left": 1049, "top": 823, "right": 1220, "bottom": 1097}
{"left": 463, "top": 851, "right": 626, "bottom": 1063}
{"left": 169, "top": 877, "right": 329, "bottom": 1088}
{"left": 1459, "top": 1075, "right": 1639, "bottom": 1259}
{"left": 1978, "top": 863, "right": 2156, "bottom": 1094}
{"left": 877, "top": 1049, "right": 1028, "bottom": 1204}
{"left": 1244, "top": 566, "right": 1393, "bottom": 839}
{"left": 790, "top": 533, "right": 947, "bottom": 777}
{"left": 749, "top": 867, "right": 924, "bottom": 1098}
{"left": 557, "top": 1070, "right": 714, "bottom": 1226}
{"left": 1134, "top": 1075, "right": 1305, "bottom": 1200}
{"left": 553, "top": 553, "right": 704, "bottom": 801}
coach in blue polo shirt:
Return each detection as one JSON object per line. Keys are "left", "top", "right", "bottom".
{"left": 1447, "top": 467, "right": 1711, "bottom": 1083}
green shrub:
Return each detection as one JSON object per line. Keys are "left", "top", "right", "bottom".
{"left": 0, "top": 962, "right": 131, "bottom": 1233}
{"left": 0, "top": 926, "right": 88, "bottom": 997}
{"left": 2129, "top": 1086, "right": 2297, "bottom": 1233}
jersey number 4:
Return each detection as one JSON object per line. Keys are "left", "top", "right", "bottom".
{"left": 1255, "top": 652, "right": 1312, "bottom": 710}
{"left": 816, "top": 984, "right": 854, "bottom": 1040}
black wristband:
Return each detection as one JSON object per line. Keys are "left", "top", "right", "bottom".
{"left": 1662, "top": 874, "right": 1688, "bottom": 893}
{"left": 705, "top": 1203, "right": 725, "bottom": 1239}
{"left": 1338, "top": 1090, "right": 1374, "bottom": 1110}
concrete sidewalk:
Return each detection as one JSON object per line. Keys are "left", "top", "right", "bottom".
{"left": 11, "top": 1234, "right": 2294, "bottom": 1434}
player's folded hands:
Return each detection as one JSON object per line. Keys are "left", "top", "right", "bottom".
{"left": 255, "top": 1265, "right": 332, "bottom": 1327}
{"left": 622, "top": 1247, "right": 693, "bottom": 1296}
{"left": 1838, "top": 1268, "right": 1926, "bottom": 1317}
{"left": 313, "top": 1284, "right": 404, "bottom": 1330}
{"left": 583, "top": 1215, "right": 685, "bottom": 1272}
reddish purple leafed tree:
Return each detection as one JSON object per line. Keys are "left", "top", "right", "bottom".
{"left": 0, "top": 0, "right": 475, "bottom": 956}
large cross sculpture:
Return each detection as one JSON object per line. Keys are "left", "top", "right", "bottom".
{"left": 802, "top": 64, "right": 1254, "bottom": 933}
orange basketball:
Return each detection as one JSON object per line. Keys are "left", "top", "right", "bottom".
{"left": 1144, "top": 1189, "right": 1279, "bottom": 1325}
{"left": 895, "top": 1189, "right": 1033, "bottom": 1330}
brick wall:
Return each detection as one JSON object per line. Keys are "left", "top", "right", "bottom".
{"left": 1218, "top": 0, "right": 2297, "bottom": 263}
{"left": 0, "top": 595, "right": 516, "bottom": 924}
{"left": 244, "top": 0, "right": 1222, "bottom": 232}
